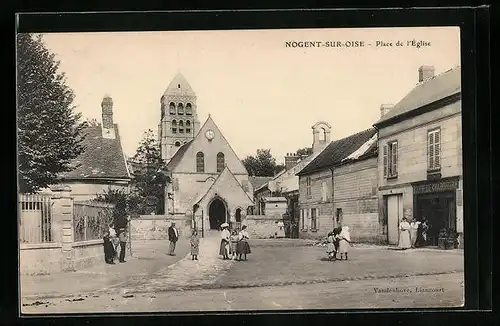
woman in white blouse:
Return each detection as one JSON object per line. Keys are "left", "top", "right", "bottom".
{"left": 236, "top": 225, "right": 251, "bottom": 261}
{"left": 219, "top": 223, "right": 231, "bottom": 260}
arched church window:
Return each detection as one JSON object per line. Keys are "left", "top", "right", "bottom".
{"left": 175, "top": 141, "right": 181, "bottom": 147}
{"left": 186, "top": 120, "right": 191, "bottom": 134}
{"left": 196, "top": 152, "right": 205, "bottom": 173}
{"left": 186, "top": 103, "right": 192, "bottom": 115}
{"left": 235, "top": 208, "right": 242, "bottom": 222}
{"left": 171, "top": 120, "right": 177, "bottom": 133}
{"left": 178, "top": 120, "right": 184, "bottom": 133}
{"left": 177, "top": 103, "right": 184, "bottom": 115}
{"left": 318, "top": 127, "right": 326, "bottom": 141}
{"left": 169, "top": 102, "right": 176, "bottom": 115}
{"left": 217, "top": 152, "right": 225, "bottom": 173}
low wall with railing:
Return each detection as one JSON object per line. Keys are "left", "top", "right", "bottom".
{"left": 19, "top": 186, "right": 114, "bottom": 275}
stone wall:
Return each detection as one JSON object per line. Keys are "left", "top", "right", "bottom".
{"left": 243, "top": 215, "right": 283, "bottom": 239}
{"left": 129, "top": 215, "right": 192, "bottom": 240}
{"left": 20, "top": 243, "right": 63, "bottom": 275}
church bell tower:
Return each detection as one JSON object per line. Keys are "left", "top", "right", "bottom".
{"left": 159, "top": 73, "right": 201, "bottom": 163}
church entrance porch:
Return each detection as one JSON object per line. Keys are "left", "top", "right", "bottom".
{"left": 209, "top": 198, "right": 227, "bottom": 230}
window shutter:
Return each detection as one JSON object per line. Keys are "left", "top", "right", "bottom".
{"left": 434, "top": 131, "right": 441, "bottom": 168}
{"left": 383, "top": 145, "right": 388, "bottom": 177}
{"left": 428, "top": 132, "right": 434, "bottom": 169}
{"left": 391, "top": 142, "right": 398, "bottom": 175}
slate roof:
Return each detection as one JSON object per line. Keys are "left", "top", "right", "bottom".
{"left": 166, "top": 140, "right": 193, "bottom": 171}
{"left": 297, "top": 128, "right": 378, "bottom": 176}
{"left": 375, "top": 66, "right": 461, "bottom": 126}
{"left": 249, "top": 176, "right": 273, "bottom": 191}
{"left": 60, "top": 124, "right": 131, "bottom": 181}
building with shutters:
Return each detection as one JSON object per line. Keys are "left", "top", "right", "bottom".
{"left": 296, "top": 128, "right": 381, "bottom": 241}
{"left": 373, "top": 65, "right": 463, "bottom": 248}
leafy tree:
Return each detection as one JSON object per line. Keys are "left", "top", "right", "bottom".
{"left": 295, "top": 147, "right": 313, "bottom": 157}
{"left": 242, "top": 149, "right": 284, "bottom": 177}
{"left": 17, "top": 33, "right": 87, "bottom": 193}
{"left": 129, "top": 129, "right": 168, "bottom": 214}
{"left": 93, "top": 188, "right": 129, "bottom": 228}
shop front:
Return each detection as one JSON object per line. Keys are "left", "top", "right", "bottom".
{"left": 412, "top": 176, "right": 460, "bottom": 247}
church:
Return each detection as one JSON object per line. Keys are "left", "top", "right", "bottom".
{"left": 158, "top": 73, "right": 254, "bottom": 231}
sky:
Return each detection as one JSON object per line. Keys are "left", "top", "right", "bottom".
{"left": 40, "top": 27, "right": 460, "bottom": 164}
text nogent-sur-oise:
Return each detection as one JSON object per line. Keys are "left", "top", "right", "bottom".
{"left": 285, "top": 40, "right": 431, "bottom": 48}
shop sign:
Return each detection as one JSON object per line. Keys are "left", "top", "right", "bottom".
{"left": 413, "top": 179, "right": 459, "bottom": 194}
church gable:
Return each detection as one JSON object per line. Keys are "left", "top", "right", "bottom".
{"left": 171, "top": 115, "right": 248, "bottom": 175}
{"left": 195, "top": 166, "right": 254, "bottom": 209}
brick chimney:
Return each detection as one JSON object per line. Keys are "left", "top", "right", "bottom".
{"left": 101, "top": 95, "right": 116, "bottom": 139}
{"left": 380, "top": 104, "right": 394, "bottom": 118}
{"left": 418, "top": 65, "right": 435, "bottom": 83}
{"left": 101, "top": 95, "right": 114, "bottom": 129}
{"left": 284, "top": 153, "right": 300, "bottom": 170}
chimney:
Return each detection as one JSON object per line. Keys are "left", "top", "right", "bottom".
{"left": 101, "top": 95, "right": 114, "bottom": 129}
{"left": 380, "top": 104, "right": 394, "bottom": 118}
{"left": 284, "top": 153, "right": 299, "bottom": 170}
{"left": 418, "top": 65, "right": 435, "bottom": 83}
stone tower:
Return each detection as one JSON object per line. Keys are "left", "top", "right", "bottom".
{"left": 311, "top": 121, "right": 332, "bottom": 154}
{"left": 158, "top": 73, "right": 201, "bottom": 162}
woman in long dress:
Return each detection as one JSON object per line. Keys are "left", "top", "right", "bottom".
{"left": 219, "top": 223, "right": 231, "bottom": 260}
{"left": 326, "top": 232, "right": 336, "bottom": 261}
{"left": 338, "top": 226, "right": 351, "bottom": 260}
{"left": 236, "top": 225, "right": 251, "bottom": 261}
{"left": 398, "top": 217, "right": 412, "bottom": 250}
{"left": 410, "top": 220, "right": 420, "bottom": 248}
{"left": 190, "top": 230, "right": 200, "bottom": 260}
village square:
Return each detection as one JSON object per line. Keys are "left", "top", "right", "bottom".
{"left": 17, "top": 31, "right": 464, "bottom": 313}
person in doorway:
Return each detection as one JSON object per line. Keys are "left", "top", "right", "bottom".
{"left": 398, "top": 217, "right": 412, "bottom": 250}
{"left": 410, "top": 219, "right": 421, "bottom": 248}
{"left": 338, "top": 226, "right": 351, "bottom": 260}
{"left": 418, "top": 218, "right": 430, "bottom": 247}
{"left": 230, "top": 230, "right": 239, "bottom": 260}
{"left": 236, "top": 225, "right": 251, "bottom": 261}
{"left": 103, "top": 228, "right": 115, "bottom": 264}
{"left": 118, "top": 227, "right": 128, "bottom": 263}
{"left": 219, "top": 223, "right": 231, "bottom": 260}
{"left": 190, "top": 229, "right": 200, "bottom": 261}
{"left": 168, "top": 222, "right": 179, "bottom": 256}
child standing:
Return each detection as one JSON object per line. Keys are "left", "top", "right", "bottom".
{"left": 190, "top": 230, "right": 200, "bottom": 260}
{"left": 326, "top": 232, "right": 336, "bottom": 261}
{"left": 230, "top": 230, "right": 238, "bottom": 260}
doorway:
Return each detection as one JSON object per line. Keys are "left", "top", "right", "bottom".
{"left": 386, "top": 194, "right": 403, "bottom": 245}
{"left": 209, "top": 198, "right": 227, "bottom": 230}
{"left": 415, "top": 192, "right": 456, "bottom": 246}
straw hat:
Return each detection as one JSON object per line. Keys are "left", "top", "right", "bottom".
{"left": 220, "top": 222, "right": 229, "bottom": 228}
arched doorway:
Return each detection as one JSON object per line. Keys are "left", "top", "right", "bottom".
{"left": 209, "top": 198, "right": 227, "bottom": 230}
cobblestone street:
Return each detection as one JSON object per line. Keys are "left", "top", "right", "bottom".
{"left": 21, "top": 238, "right": 464, "bottom": 313}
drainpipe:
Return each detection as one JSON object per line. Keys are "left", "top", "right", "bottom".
{"left": 331, "top": 166, "right": 336, "bottom": 229}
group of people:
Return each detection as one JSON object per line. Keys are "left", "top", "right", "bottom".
{"left": 103, "top": 224, "right": 128, "bottom": 264}
{"left": 326, "top": 225, "right": 351, "bottom": 261}
{"left": 398, "top": 217, "right": 430, "bottom": 250}
{"left": 219, "top": 223, "right": 251, "bottom": 261}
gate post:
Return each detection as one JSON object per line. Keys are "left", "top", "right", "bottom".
{"left": 50, "top": 185, "right": 74, "bottom": 272}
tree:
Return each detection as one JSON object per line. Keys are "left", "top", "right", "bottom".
{"left": 296, "top": 147, "right": 313, "bottom": 157}
{"left": 17, "top": 33, "right": 87, "bottom": 193}
{"left": 242, "top": 149, "right": 284, "bottom": 177}
{"left": 129, "top": 129, "right": 168, "bottom": 214}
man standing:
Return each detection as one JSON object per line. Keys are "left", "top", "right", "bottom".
{"left": 168, "top": 222, "right": 178, "bottom": 256}
{"left": 118, "top": 227, "right": 127, "bottom": 263}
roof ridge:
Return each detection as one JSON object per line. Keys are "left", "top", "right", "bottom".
{"left": 414, "top": 65, "right": 460, "bottom": 87}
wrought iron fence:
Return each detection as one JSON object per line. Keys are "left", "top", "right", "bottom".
{"left": 73, "top": 201, "right": 114, "bottom": 242}
{"left": 19, "top": 194, "right": 53, "bottom": 243}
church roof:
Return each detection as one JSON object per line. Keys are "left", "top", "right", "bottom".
{"left": 166, "top": 140, "right": 193, "bottom": 171}
{"left": 163, "top": 73, "right": 196, "bottom": 97}
{"left": 59, "top": 124, "right": 131, "bottom": 181}
{"left": 297, "top": 128, "right": 378, "bottom": 176}
{"left": 375, "top": 66, "right": 461, "bottom": 127}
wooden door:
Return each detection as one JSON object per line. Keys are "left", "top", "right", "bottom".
{"left": 387, "top": 195, "right": 402, "bottom": 245}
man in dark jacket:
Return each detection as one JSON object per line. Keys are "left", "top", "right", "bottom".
{"left": 168, "top": 222, "right": 178, "bottom": 256}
